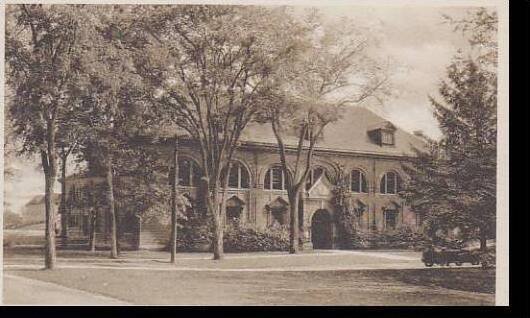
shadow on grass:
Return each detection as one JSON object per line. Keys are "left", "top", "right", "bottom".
{"left": 368, "top": 268, "right": 495, "bottom": 294}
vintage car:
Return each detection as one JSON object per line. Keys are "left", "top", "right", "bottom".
{"left": 422, "top": 245, "right": 481, "bottom": 267}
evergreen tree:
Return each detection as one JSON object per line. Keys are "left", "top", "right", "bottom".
{"left": 402, "top": 8, "right": 497, "bottom": 251}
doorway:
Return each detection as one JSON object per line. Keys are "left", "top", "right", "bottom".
{"left": 311, "top": 209, "right": 333, "bottom": 249}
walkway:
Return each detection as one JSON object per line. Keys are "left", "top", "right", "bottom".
{"left": 3, "top": 274, "right": 128, "bottom": 305}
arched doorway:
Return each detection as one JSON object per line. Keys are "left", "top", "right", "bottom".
{"left": 311, "top": 209, "right": 333, "bottom": 249}
{"left": 226, "top": 196, "right": 245, "bottom": 227}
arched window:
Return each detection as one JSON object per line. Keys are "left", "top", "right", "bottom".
{"left": 223, "top": 162, "right": 250, "bottom": 189}
{"left": 264, "top": 166, "right": 287, "bottom": 190}
{"left": 178, "top": 158, "right": 201, "bottom": 187}
{"left": 351, "top": 169, "right": 368, "bottom": 193}
{"left": 380, "top": 171, "right": 401, "bottom": 194}
{"left": 306, "top": 167, "right": 326, "bottom": 190}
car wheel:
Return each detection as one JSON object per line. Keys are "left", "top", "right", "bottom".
{"left": 455, "top": 262, "right": 462, "bottom": 266}
{"left": 424, "top": 262, "right": 433, "bottom": 267}
{"left": 471, "top": 261, "right": 479, "bottom": 265}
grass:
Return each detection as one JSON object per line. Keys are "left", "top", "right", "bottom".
{"left": 366, "top": 268, "right": 495, "bottom": 294}
{"left": 5, "top": 267, "right": 494, "bottom": 305}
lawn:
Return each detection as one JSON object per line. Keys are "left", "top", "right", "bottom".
{"left": 6, "top": 267, "right": 494, "bottom": 305}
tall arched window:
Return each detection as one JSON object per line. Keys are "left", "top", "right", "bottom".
{"left": 223, "top": 162, "right": 250, "bottom": 189}
{"left": 264, "top": 166, "right": 287, "bottom": 190}
{"left": 178, "top": 158, "right": 201, "bottom": 187}
{"left": 351, "top": 169, "right": 368, "bottom": 193}
{"left": 380, "top": 171, "right": 401, "bottom": 194}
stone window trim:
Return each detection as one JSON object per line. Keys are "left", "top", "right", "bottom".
{"left": 379, "top": 171, "right": 402, "bottom": 195}
{"left": 223, "top": 161, "right": 252, "bottom": 190}
{"left": 350, "top": 168, "right": 369, "bottom": 193}
{"left": 176, "top": 156, "right": 202, "bottom": 187}
{"left": 263, "top": 165, "right": 291, "bottom": 191}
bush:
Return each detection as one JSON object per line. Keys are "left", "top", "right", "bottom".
{"left": 223, "top": 225, "right": 289, "bottom": 252}
{"left": 343, "top": 227, "right": 430, "bottom": 250}
{"left": 479, "top": 246, "right": 496, "bottom": 269}
{"left": 175, "top": 224, "right": 289, "bottom": 253}
{"left": 176, "top": 223, "right": 213, "bottom": 252}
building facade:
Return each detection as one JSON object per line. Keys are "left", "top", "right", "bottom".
{"left": 62, "top": 107, "right": 426, "bottom": 250}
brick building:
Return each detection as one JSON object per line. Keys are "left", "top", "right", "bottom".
{"left": 62, "top": 106, "right": 426, "bottom": 250}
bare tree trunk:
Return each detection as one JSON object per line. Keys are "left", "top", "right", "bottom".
{"left": 479, "top": 227, "right": 488, "bottom": 252}
{"left": 43, "top": 121, "right": 58, "bottom": 270}
{"left": 170, "top": 136, "right": 179, "bottom": 264}
{"left": 89, "top": 208, "right": 97, "bottom": 252}
{"left": 288, "top": 192, "right": 300, "bottom": 254}
{"left": 60, "top": 154, "right": 68, "bottom": 245}
{"left": 211, "top": 193, "right": 224, "bottom": 260}
{"left": 105, "top": 160, "right": 118, "bottom": 259}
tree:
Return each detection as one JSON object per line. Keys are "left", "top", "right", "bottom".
{"left": 136, "top": 5, "right": 302, "bottom": 260}
{"left": 402, "top": 8, "right": 497, "bottom": 251}
{"left": 73, "top": 5, "right": 152, "bottom": 258}
{"left": 260, "top": 12, "right": 390, "bottom": 253}
{"left": 6, "top": 4, "right": 86, "bottom": 269}
{"left": 56, "top": 109, "right": 86, "bottom": 243}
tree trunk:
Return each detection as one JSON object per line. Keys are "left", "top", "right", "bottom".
{"left": 60, "top": 154, "right": 68, "bottom": 245}
{"left": 105, "top": 160, "right": 118, "bottom": 259}
{"left": 43, "top": 121, "right": 58, "bottom": 270}
{"left": 479, "top": 227, "right": 488, "bottom": 252}
{"left": 89, "top": 208, "right": 97, "bottom": 252}
{"left": 170, "top": 136, "right": 179, "bottom": 264}
{"left": 43, "top": 158, "right": 57, "bottom": 270}
{"left": 289, "top": 192, "right": 300, "bottom": 254}
{"left": 211, "top": 193, "right": 224, "bottom": 260}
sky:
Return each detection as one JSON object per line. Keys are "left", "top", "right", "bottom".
{"left": 3, "top": 4, "right": 490, "bottom": 214}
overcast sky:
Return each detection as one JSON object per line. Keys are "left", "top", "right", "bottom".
{"left": 4, "top": 4, "right": 492, "bottom": 214}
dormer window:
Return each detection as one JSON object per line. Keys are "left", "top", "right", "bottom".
{"left": 381, "top": 130, "right": 395, "bottom": 145}
{"left": 367, "top": 121, "right": 396, "bottom": 146}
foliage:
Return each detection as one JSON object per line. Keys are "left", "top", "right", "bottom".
{"left": 401, "top": 8, "right": 497, "bottom": 251}
{"left": 347, "top": 228, "right": 430, "bottom": 250}
{"left": 256, "top": 10, "right": 391, "bottom": 253}
{"left": 174, "top": 213, "right": 290, "bottom": 252}
{"left": 330, "top": 164, "right": 361, "bottom": 248}
{"left": 5, "top": 4, "right": 94, "bottom": 268}
{"left": 223, "top": 225, "right": 290, "bottom": 252}
{"left": 134, "top": 5, "right": 307, "bottom": 259}
{"left": 479, "top": 245, "right": 496, "bottom": 269}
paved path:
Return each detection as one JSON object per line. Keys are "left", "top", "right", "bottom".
{"left": 4, "top": 250, "right": 480, "bottom": 272}
{"left": 3, "top": 274, "right": 128, "bottom": 305}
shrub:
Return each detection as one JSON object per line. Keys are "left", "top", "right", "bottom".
{"left": 342, "top": 227, "right": 430, "bottom": 250}
{"left": 223, "top": 225, "right": 289, "bottom": 252}
{"left": 175, "top": 223, "right": 290, "bottom": 252}
{"left": 479, "top": 246, "right": 496, "bottom": 269}
{"left": 176, "top": 223, "right": 213, "bottom": 252}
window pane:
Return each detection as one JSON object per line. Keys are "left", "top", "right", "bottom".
{"left": 361, "top": 173, "right": 368, "bottom": 193}
{"left": 386, "top": 210, "right": 397, "bottom": 230}
{"left": 380, "top": 174, "right": 386, "bottom": 193}
{"left": 382, "top": 131, "right": 394, "bottom": 145}
{"left": 264, "top": 169, "right": 271, "bottom": 189}
{"left": 351, "top": 170, "right": 360, "bottom": 192}
{"left": 240, "top": 165, "right": 250, "bottom": 189}
{"left": 387, "top": 172, "right": 396, "bottom": 194}
{"left": 272, "top": 168, "right": 283, "bottom": 190}
{"left": 228, "top": 165, "right": 239, "bottom": 188}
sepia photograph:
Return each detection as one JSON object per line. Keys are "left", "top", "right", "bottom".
{"left": 1, "top": 0, "right": 509, "bottom": 307}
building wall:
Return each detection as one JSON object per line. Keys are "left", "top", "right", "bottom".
{"left": 63, "top": 142, "right": 419, "bottom": 249}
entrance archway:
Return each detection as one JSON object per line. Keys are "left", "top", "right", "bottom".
{"left": 311, "top": 209, "right": 333, "bottom": 249}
